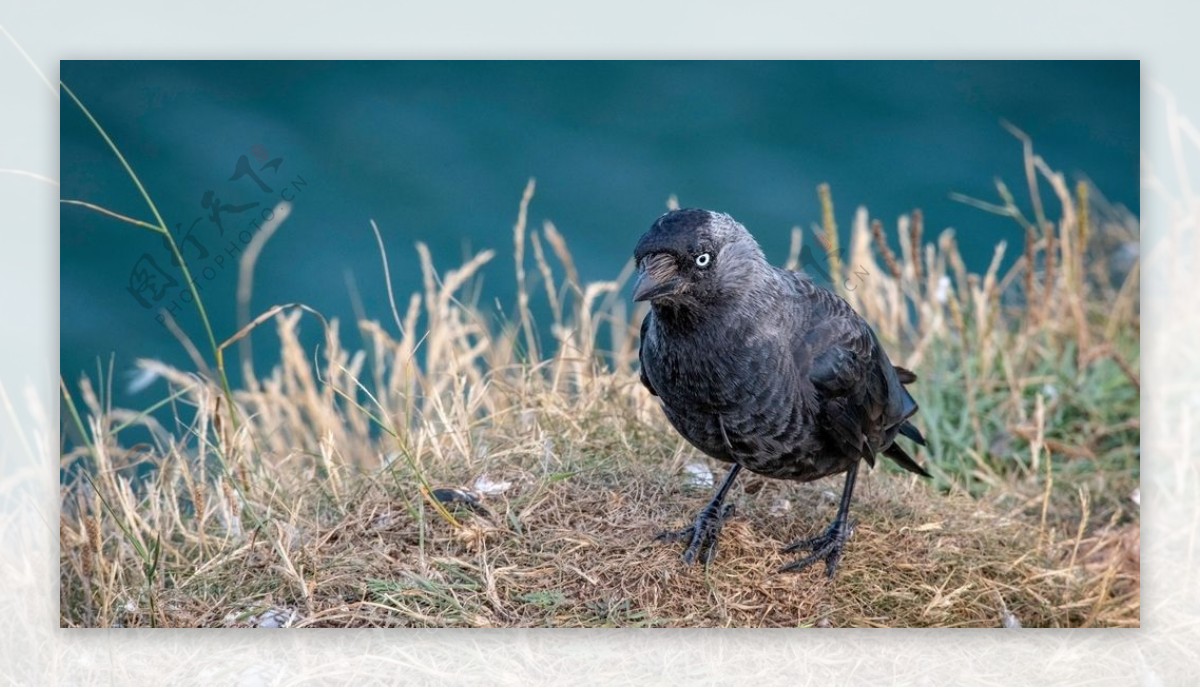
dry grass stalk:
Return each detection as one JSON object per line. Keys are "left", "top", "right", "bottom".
{"left": 816, "top": 183, "right": 843, "bottom": 293}
{"left": 910, "top": 208, "right": 925, "bottom": 288}
{"left": 870, "top": 219, "right": 903, "bottom": 281}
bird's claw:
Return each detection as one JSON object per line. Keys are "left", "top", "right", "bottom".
{"left": 780, "top": 518, "right": 854, "bottom": 578}
{"left": 656, "top": 502, "right": 736, "bottom": 565}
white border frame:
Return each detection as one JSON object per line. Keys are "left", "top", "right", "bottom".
{"left": 2, "top": 2, "right": 1190, "bottom": 684}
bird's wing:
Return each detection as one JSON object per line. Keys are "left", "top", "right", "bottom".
{"left": 795, "top": 283, "right": 877, "bottom": 397}
{"left": 638, "top": 314, "right": 657, "bottom": 396}
{"left": 792, "top": 280, "right": 898, "bottom": 460}
{"left": 806, "top": 314, "right": 878, "bottom": 398}
{"left": 787, "top": 272, "right": 927, "bottom": 475}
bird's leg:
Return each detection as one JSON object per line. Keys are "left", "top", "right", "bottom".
{"left": 656, "top": 464, "right": 742, "bottom": 565}
{"left": 780, "top": 461, "right": 859, "bottom": 578}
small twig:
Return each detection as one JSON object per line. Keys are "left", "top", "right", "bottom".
{"left": 1002, "top": 119, "right": 1048, "bottom": 231}
{"left": 237, "top": 202, "right": 291, "bottom": 378}
{"left": 370, "top": 218, "right": 407, "bottom": 339}
{"left": 60, "top": 199, "right": 161, "bottom": 234}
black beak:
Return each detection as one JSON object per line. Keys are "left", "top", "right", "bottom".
{"left": 633, "top": 255, "right": 683, "bottom": 302}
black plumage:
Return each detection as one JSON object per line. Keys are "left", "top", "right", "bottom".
{"left": 634, "top": 208, "right": 930, "bottom": 576}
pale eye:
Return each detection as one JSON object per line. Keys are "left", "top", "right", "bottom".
{"left": 695, "top": 253, "right": 712, "bottom": 268}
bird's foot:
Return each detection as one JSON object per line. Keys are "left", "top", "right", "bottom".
{"left": 780, "top": 518, "right": 854, "bottom": 578}
{"left": 655, "top": 502, "right": 736, "bottom": 565}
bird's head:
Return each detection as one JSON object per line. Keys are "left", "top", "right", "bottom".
{"left": 632, "top": 208, "right": 767, "bottom": 308}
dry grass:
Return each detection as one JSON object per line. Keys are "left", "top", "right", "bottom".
{"left": 61, "top": 463, "right": 1138, "bottom": 628}
{"left": 59, "top": 139, "right": 1139, "bottom": 628}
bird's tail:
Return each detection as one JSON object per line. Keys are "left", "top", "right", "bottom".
{"left": 898, "top": 420, "right": 926, "bottom": 446}
{"left": 889, "top": 365, "right": 930, "bottom": 477}
{"left": 883, "top": 442, "right": 931, "bottom": 478}
{"left": 892, "top": 365, "right": 923, "bottom": 430}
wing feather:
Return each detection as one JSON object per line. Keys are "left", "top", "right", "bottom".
{"left": 789, "top": 275, "right": 921, "bottom": 470}
{"left": 638, "top": 314, "right": 657, "bottom": 397}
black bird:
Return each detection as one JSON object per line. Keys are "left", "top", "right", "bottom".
{"left": 634, "top": 208, "right": 929, "bottom": 577}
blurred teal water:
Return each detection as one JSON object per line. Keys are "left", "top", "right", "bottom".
{"left": 60, "top": 61, "right": 1138, "bottom": 409}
